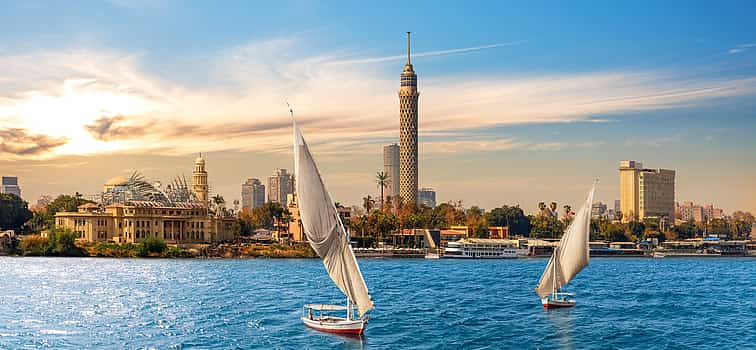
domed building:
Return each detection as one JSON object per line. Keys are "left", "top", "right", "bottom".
{"left": 103, "top": 175, "right": 129, "bottom": 193}
{"left": 55, "top": 156, "right": 235, "bottom": 244}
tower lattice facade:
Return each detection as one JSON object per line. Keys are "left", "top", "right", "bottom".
{"left": 399, "top": 32, "right": 419, "bottom": 204}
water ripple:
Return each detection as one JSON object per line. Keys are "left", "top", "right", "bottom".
{"left": 0, "top": 257, "right": 753, "bottom": 349}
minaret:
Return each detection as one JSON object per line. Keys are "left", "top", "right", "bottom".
{"left": 192, "top": 153, "right": 209, "bottom": 203}
{"left": 399, "top": 32, "right": 419, "bottom": 204}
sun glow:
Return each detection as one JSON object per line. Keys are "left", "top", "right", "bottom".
{"left": 0, "top": 78, "right": 164, "bottom": 157}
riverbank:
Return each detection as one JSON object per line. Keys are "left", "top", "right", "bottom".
{"left": 80, "top": 242, "right": 318, "bottom": 259}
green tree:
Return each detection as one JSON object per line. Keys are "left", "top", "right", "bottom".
{"left": 26, "top": 211, "right": 53, "bottom": 232}
{"left": 626, "top": 221, "right": 646, "bottom": 240}
{"left": 375, "top": 171, "right": 390, "bottom": 211}
{"left": 0, "top": 193, "right": 32, "bottom": 231}
{"left": 530, "top": 215, "right": 565, "bottom": 238}
{"left": 486, "top": 205, "right": 531, "bottom": 236}
{"left": 602, "top": 222, "right": 629, "bottom": 242}
{"left": 46, "top": 194, "right": 94, "bottom": 216}
{"left": 44, "top": 228, "right": 86, "bottom": 256}
{"left": 362, "top": 195, "right": 375, "bottom": 214}
{"left": 465, "top": 206, "right": 489, "bottom": 238}
{"left": 139, "top": 236, "right": 168, "bottom": 257}
{"left": 708, "top": 218, "right": 731, "bottom": 237}
{"left": 670, "top": 221, "right": 698, "bottom": 239}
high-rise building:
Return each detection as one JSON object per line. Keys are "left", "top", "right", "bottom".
{"left": 591, "top": 202, "right": 608, "bottom": 218}
{"left": 399, "top": 32, "right": 419, "bottom": 204}
{"left": 619, "top": 160, "right": 675, "bottom": 222}
{"left": 268, "top": 169, "right": 293, "bottom": 205}
{"left": 418, "top": 187, "right": 436, "bottom": 208}
{"left": 192, "top": 154, "right": 209, "bottom": 203}
{"left": 241, "top": 178, "right": 265, "bottom": 210}
{"left": 0, "top": 176, "right": 21, "bottom": 198}
{"left": 383, "top": 144, "right": 400, "bottom": 202}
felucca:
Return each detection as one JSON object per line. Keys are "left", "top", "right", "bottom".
{"left": 535, "top": 183, "right": 596, "bottom": 308}
{"left": 293, "top": 118, "right": 374, "bottom": 335}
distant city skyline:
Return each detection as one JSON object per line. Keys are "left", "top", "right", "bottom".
{"left": 0, "top": 1, "right": 754, "bottom": 213}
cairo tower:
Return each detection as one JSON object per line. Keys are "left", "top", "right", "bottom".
{"left": 399, "top": 32, "right": 419, "bottom": 204}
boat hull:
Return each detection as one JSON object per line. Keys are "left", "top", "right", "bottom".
{"left": 541, "top": 297, "right": 576, "bottom": 309}
{"left": 301, "top": 317, "right": 366, "bottom": 335}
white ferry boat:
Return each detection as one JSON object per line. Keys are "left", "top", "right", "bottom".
{"left": 442, "top": 239, "right": 518, "bottom": 259}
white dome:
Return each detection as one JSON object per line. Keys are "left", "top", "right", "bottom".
{"left": 105, "top": 176, "right": 129, "bottom": 186}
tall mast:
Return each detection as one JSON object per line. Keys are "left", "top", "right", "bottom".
{"left": 407, "top": 31, "right": 411, "bottom": 64}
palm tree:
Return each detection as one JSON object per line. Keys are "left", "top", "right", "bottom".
{"left": 362, "top": 195, "right": 375, "bottom": 214}
{"left": 563, "top": 204, "right": 572, "bottom": 218}
{"left": 384, "top": 195, "right": 394, "bottom": 213}
{"left": 212, "top": 194, "right": 226, "bottom": 215}
{"left": 538, "top": 202, "right": 546, "bottom": 216}
{"left": 375, "top": 171, "right": 390, "bottom": 210}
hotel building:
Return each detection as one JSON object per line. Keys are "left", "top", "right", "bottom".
{"left": 267, "top": 168, "right": 293, "bottom": 205}
{"left": 241, "top": 178, "right": 265, "bottom": 210}
{"left": 418, "top": 187, "right": 437, "bottom": 208}
{"left": 383, "top": 144, "right": 400, "bottom": 203}
{"left": 619, "top": 160, "right": 675, "bottom": 222}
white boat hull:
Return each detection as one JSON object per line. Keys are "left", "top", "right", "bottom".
{"left": 301, "top": 316, "right": 367, "bottom": 335}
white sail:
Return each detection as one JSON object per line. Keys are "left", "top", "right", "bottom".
{"left": 535, "top": 184, "right": 596, "bottom": 298}
{"left": 293, "top": 123, "right": 374, "bottom": 317}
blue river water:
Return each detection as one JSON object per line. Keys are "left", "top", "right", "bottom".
{"left": 0, "top": 257, "right": 754, "bottom": 349}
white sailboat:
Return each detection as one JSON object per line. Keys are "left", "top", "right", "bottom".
{"left": 293, "top": 119, "right": 374, "bottom": 335}
{"left": 535, "top": 183, "right": 596, "bottom": 308}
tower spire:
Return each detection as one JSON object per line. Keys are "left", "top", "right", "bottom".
{"left": 407, "top": 31, "right": 411, "bottom": 64}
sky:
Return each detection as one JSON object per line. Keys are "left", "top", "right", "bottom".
{"left": 1, "top": 0, "right": 755, "bottom": 214}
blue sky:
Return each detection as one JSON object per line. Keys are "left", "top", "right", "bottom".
{"left": 0, "top": 0, "right": 754, "bottom": 213}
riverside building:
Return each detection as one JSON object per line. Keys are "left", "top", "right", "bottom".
{"left": 55, "top": 156, "right": 234, "bottom": 243}
{"left": 619, "top": 160, "right": 675, "bottom": 222}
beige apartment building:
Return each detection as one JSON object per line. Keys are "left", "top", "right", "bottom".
{"left": 619, "top": 160, "right": 675, "bottom": 222}
{"left": 55, "top": 201, "right": 235, "bottom": 244}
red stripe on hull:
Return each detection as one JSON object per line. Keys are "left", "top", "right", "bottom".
{"left": 543, "top": 303, "right": 575, "bottom": 309}
{"left": 304, "top": 323, "right": 365, "bottom": 335}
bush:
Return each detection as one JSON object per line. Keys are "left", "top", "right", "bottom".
{"left": 20, "top": 235, "right": 49, "bottom": 256}
{"left": 46, "top": 228, "right": 87, "bottom": 257}
{"left": 139, "top": 237, "right": 168, "bottom": 257}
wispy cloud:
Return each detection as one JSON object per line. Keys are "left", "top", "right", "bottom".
{"left": 332, "top": 42, "right": 521, "bottom": 65}
{"left": 624, "top": 134, "right": 683, "bottom": 147}
{"left": 0, "top": 128, "right": 68, "bottom": 156}
{"left": 729, "top": 43, "right": 756, "bottom": 54}
{"left": 1, "top": 37, "right": 755, "bottom": 159}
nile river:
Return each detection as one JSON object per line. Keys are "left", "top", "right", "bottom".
{"left": 0, "top": 257, "right": 753, "bottom": 349}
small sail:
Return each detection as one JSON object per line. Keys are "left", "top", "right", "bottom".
{"left": 535, "top": 184, "right": 596, "bottom": 298}
{"left": 293, "top": 123, "right": 374, "bottom": 317}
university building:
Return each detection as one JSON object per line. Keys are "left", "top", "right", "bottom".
{"left": 55, "top": 201, "right": 234, "bottom": 243}
{"left": 55, "top": 155, "right": 235, "bottom": 244}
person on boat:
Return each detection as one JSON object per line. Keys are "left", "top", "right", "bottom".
{"left": 308, "top": 308, "right": 313, "bottom": 320}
